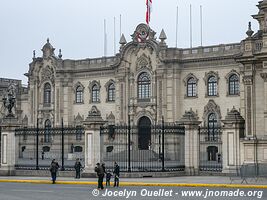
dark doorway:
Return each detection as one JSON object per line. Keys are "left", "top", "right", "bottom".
{"left": 138, "top": 116, "right": 151, "bottom": 150}
{"left": 207, "top": 146, "right": 218, "bottom": 161}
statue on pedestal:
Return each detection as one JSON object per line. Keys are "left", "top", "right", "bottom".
{"left": 2, "top": 84, "right": 16, "bottom": 118}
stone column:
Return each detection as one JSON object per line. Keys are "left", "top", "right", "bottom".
{"left": 221, "top": 107, "right": 245, "bottom": 173}
{"left": 243, "top": 74, "right": 254, "bottom": 137}
{"left": 0, "top": 117, "right": 20, "bottom": 176}
{"left": 179, "top": 110, "right": 201, "bottom": 175}
{"left": 82, "top": 106, "right": 105, "bottom": 176}
{"left": 260, "top": 72, "right": 267, "bottom": 135}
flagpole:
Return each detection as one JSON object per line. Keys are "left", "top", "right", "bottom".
{"left": 175, "top": 6, "right": 178, "bottom": 48}
{"left": 200, "top": 5, "right": 203, "bottom": 46}
{"left": 120, "top": 14, "right": 122, "bottom": 37}
{"left": 104, "top": 19, "right": 107, "bottom": 57}
{"left": 190, "top": 4, "right": 192, "bottom": 48}
{"left": 114, "top": 16, "right": 116, "bottom": 55}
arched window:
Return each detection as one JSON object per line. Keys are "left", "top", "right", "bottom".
{"left": 187, "top": 77, "right": 197, "bottom": 97}
{"left": 208, "top": 76, "right": 217, "bottom": 96}
{"left": 92, "top": 84, "right": 100, "bottom": 102}
{"left": 138, "top": 72, "right": 151, "bottom": 100}
{"left": 76, "top": 125, "right": 83, "bottom": 141}
{"left": 208, "top": 113, "right": 218, "bottom": 141}
{"left": 108, "top": 83, "right": 115, "bottom": 102}
{"left": 44, "top": 119, "right": 51, "bottom": 143}
{"left": 229, "top": 74, "right": 239, "bottom": 95}
{"left": 75, "top": 85, "right": 83, "bottom": 103}
{"left": 44, "top": 83, "right": 51, "bottom": 105}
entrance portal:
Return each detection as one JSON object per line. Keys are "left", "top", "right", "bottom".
{"left": 138, "top": 116, "right": 151, "bottom": 150}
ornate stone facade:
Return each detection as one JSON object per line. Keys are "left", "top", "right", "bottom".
{"left": 3, "top": 1, "right": 267, "bottom": 170}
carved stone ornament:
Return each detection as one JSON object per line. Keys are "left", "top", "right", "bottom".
{"left": 136, "top": 53, "right": 152, "bottom": 70}
{"left": 183, "top": 73, "right": 198, "bottom": 86}
{"left": 180, "top": 109, "right": 199, "bottom": 122}
{"left": 40, "top": 65, "right": 55, "bottom": 85}
{"left": 202, "top": 99, "right": 222, "bottom": 121}
{"left": 225, "top": 70, "right": 240, "bottom": 83}
{"left": 224, "top": 107, "right": 245, "bottom": 123}
{"left": 85, "top": 105, "right": 103, "bottom": 122}
{"left": 131, "top": 23, "right": 156, "bottom": 43}
{"left": 106, "top": 111, "right": 115, "bottom": 125}
{"left": 242, "top": 75, "right": 253, "bottom": 85}
{"left": 260, "top": 73, "right": 267, "bottom": 82}
{"left": 74, "top": 113, "right": 84, "bottom": 124}
{"left": 203, "top": 71, "right": 219, "bottom": 85}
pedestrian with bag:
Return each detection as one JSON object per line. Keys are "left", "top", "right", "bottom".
{"left": 50, "top": 159, "right": 59, "bottom": 184}
{"left": 113, "top": 162, "right": 120, "bottom": 187}
{"left": 74, "top": 158, "right": 82, "bottom": 179}
{"left": 94, "top": 163, "right": 104, "bottom": 190}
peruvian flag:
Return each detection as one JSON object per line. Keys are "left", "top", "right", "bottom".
{"left": 146, "top": 0, "right": 152, "bottom": 25}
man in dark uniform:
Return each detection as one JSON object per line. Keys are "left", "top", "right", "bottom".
{"left": 95, "top": 163, "right": 104, "bottom": 190}
{"left": 50, "top": 159, "right": 59, "bottom": 184}
{"left": 113, "top": 162, "right": 120, "bottom": 187}
{"left": 74, "top": 158, "right": 82, "bottom": 179}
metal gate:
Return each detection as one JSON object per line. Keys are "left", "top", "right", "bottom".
{"left": 199, "top": 127, "right": 223, "bottom": 172}
{"left": 14, "top": 126, "right": 85, "bottom": 170}
{"left": 100, "top": 122, "right": 185, "bottom": 172}
{"left": 0, "top": 126, "right": 1, "bottom": 167}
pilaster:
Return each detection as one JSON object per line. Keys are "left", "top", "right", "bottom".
{"left": 179, "top": 110, "right": 201, "bottom": 175}
{"left": 0, "top": 117, "right": 20, "bottom": 175}
{"left": 221, "top": 108, "right": 245, "bottom": 174}
{"left": 82, "top": 106, "right": 105, "bottom": 176}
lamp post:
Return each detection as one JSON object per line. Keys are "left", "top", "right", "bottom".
{"left": 128, "top": 114, "right": 131, "bottom": 172}
{"left": 162, "top": 116, "right": 165, "bottom": 172}
{"left": 61, "top": 118, "right": 65, "bottom": 171}
{"left": 36, "top": 118, "right": 39, "bottom": 170}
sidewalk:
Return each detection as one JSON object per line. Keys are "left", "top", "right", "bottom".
{"left": 0, "top": 176, "right": 267, "bottom": 188}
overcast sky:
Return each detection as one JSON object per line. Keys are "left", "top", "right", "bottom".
{"left": 0, "top": 0, "right": 259, "bottom": 84}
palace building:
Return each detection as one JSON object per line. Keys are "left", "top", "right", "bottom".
{"left": 1, "top": 1, "right": 267, "bottom": 175}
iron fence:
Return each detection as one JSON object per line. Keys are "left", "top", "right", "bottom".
{"left": 14, "top": 125, "right": 85, "bottom": 171}
{"left": 100, "top": 122, "right": 185, "bottom": 172}
{"left": 0, "top": 126, "right": 1, "bottom": 166}
{"left": 199, "top": 127, "right": 223, "bottom": 172}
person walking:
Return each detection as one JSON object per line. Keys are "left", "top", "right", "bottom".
{"left": 74, "top": 158, "right": 82, "bottom": 179}
{"left": 113, "top": 162, "right": 120, "bottom": 187}
{"left": 94, "top": 163, "right": 104, "bottom": 190}
{"left": 50, "top": 159, "right": 59, "bottom": 184}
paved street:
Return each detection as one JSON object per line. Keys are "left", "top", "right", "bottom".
{"left": 0, "top": 182, "right": 266, "bottom": 200}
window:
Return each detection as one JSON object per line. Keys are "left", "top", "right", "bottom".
{"left": 75, "top": 86, "right": 83, "bottom": 103}
{"left": 208, "top": 76, "right": 217, "bottom": 96}
{"left": 138, "top": 72, "right": 151, "bottom": 100}
{"left": 229, "top": 74, "right": 239, "bottom": 95}
{"left": 108, "top": 83, "right": 115, "bottom": 101}
{"left": 44, "top": 119, "right": 51, "bottom": 143}
{"left": 208, "top": 113, "right": 218, "bottom": 141}
{"left": 44, "top": 83, "right": 51, "bottom": 105}
{"left": 74, "top": 146, "right": 83, "bottom": 152}
{"left": 187, "top": 77, "right": 197, "bottom": 97}
{"left": 76, "top": 126, "right": 83, "bottom": 141}
{"left": 92, "top": 84, "right": 100, "bottom": 102}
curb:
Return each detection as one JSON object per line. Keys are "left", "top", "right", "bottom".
{"left": 0, "top": 179, "right": 267, "bottom": 189}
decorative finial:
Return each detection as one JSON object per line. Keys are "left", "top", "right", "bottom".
{"left": 159, "top": 29, "right": 167, "bottom": 43}
{"left": 119, "top": 34, "right": 127, "bottom": 46}
{"left": 58, "top": 49, "right": 62, "bottom": 59}
{"left": 246, "top": 22, "right": 254, "bottom": 37}
{"left": 47, "top": 38, "right": 50, "bottom": 43}
{"left": 33, "top": 50, "right": 36, "bottom": 59}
